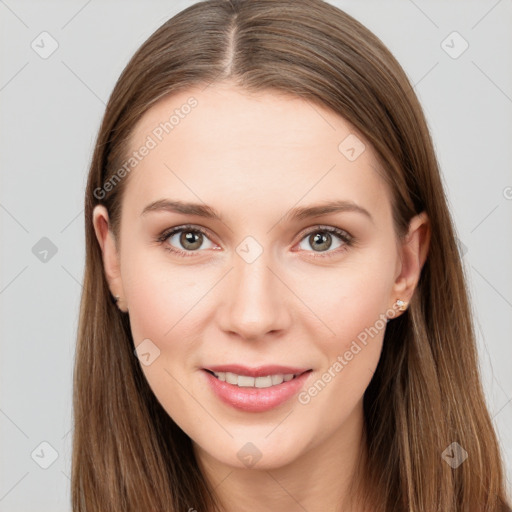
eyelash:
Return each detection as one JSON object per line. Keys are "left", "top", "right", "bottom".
{"left": 155, "top": 224, "right": 354, "bottom": 259}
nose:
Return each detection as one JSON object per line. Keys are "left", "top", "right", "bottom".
{"left": 217, "top": 251, "right": 292, "bottom": 341}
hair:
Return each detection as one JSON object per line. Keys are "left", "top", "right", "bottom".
{"left": 72, "top": 0, "right": 511, "bottom": 510}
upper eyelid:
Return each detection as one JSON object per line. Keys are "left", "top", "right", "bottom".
{"left": 160, "top": 224, "right": 216, "bottom": 242}
{"left": 159, "top": 224, "right": 352, "bottom": 247}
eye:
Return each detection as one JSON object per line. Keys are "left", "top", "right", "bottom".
{"left": 296, "top": 225, "right": 353, "bottom": 257}
{"left": 156, "top": 225, "right": 216, "bottom": 256}
{"left": 156, "top": 224, "right": 354, "bottom": 259}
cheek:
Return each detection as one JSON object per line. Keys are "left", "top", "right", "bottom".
{"left": 293, "top": 247, "right": 395, "bottom": 345}
{"left": 293, "top": 290, "right": 388, "bottom": 435}
{"left": 316, "top": 285, "right": 388, "bottom": 393}
{"left": 293, "top": 250, "right": 394, "bottom": 405}
{"left": 121, "top": 252, "right": 203, "bottom": 423}
{"left": 122, "top": 248, "right": 202, "bottom": 345}
{"left": 121, "top": 250, "right": 209, "bottom": 407}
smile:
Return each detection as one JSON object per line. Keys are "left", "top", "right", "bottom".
{"left": 206, "top": 370, "right": 299, "bottom": 388}
{"left": 202, "top": 367, "right": 313, "bottom": 412}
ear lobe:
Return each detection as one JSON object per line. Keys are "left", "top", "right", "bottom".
{"left": 92, "top": 205, "right": 123, "bottom": 297}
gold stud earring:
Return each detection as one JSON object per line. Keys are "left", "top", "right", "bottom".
{"left": 113, "top": 295, "right": 128, "bottom": 313}
{"left": 395, "top": 299, "right": 408, "bottom": 312}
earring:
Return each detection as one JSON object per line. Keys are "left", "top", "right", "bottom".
{"left": 395, "top": 299, "right": 408, "bottom": 312}
{"left": 112, "top": 294, "right": 129, "bottom": 313}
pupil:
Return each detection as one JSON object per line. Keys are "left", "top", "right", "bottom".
{"left": 311, "top": 232, "right": 331, "bottom": 251}
{"left": 181, "top": 231, "right": 202, "bottom": 250}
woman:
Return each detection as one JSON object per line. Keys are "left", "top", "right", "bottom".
{"left": 72, "top": 0, "right": 512, "bottom": 510}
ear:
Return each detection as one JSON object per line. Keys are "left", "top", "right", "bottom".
{"left": 389, "top": 211, "right": 431, "bottom": 313}
{"left": 92, "top": 205, "right": 127, "bottom": 312}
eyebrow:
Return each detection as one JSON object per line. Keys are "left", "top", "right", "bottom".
{"left": 141, "top": 198, "right": 374, "bottom": 224}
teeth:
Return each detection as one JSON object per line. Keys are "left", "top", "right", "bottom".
{"left": 212, "top": 371, "right": 298, "bottom": 388}
{"left": 238, "top": 375, "right": 255, "bottom": 387}
{"left": 271, "top": 374, "right": 283, "bottom": 385}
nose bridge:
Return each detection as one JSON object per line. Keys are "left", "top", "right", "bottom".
{"left": 218, "top": 242, "right": 290, "bottom": 340}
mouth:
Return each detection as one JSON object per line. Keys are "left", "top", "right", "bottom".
{"left": 202, "top": 366, "right": 313, "bottom": 412}
{"left": 203, "top": 368, "right": 311, "bottom": 388}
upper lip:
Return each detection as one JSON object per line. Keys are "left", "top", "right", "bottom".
{"left": 204, "top": 364, "right": 311, "bottom": 377}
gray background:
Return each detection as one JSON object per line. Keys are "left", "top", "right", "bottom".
{"left": 1, "top": 0, "right": 511, "bottom": 510}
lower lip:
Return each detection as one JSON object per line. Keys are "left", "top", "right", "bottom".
{"left": 203, "top": 370, "right": 312, "bottom": 412}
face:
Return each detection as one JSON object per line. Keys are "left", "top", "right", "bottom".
{"left": 93, "top": 82, "right": 428, "bottom": 472}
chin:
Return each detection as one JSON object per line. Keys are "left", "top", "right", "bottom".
{"left": 197, "top": 430, "right": 311, "bottom": 471}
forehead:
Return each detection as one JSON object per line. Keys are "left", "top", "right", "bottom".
{"left": 123, "top": 83, "right": 392, "bottom": 223}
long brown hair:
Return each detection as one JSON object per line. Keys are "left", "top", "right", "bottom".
{"left": 72, "top": 1, "right": 512, "bottom": 510}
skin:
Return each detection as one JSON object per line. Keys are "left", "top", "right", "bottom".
{"left": 93, "top": 82, "right": 430, "bottom": 512}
